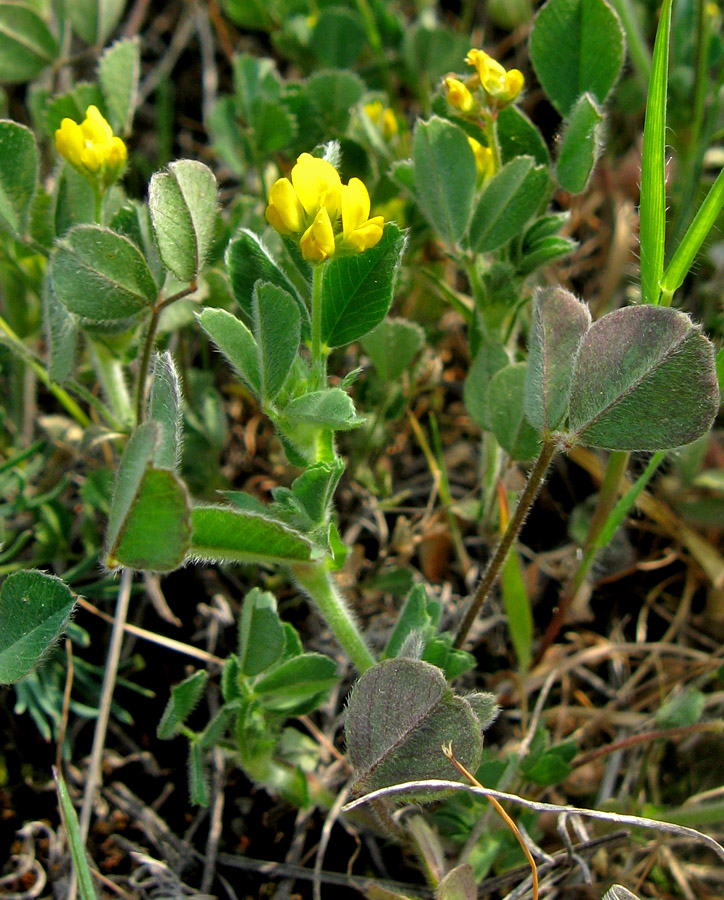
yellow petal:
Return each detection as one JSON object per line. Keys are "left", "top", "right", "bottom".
{"left": 345, "top": 216, "right": 384, "bottom": 252}
{"left": 300, "top": 206, "right": 336, "bottom": 262}
{"left": 291, "top": 153, "right": 341, "bottom": 217}
{"left": 342, "top": 178, "right": 371, "bottom": 239}
{"left": 382, "top": 108, "right": 398, "bottom": 139}
{"left": 85, "top": 105, "right": 114, "bottom": 142}
{"left": 468, "top": 137, "right": 494, "bottom": 179}
{"left": 445, "top": 77, "right": 474, "bottom": 113}
{"left": 364, "top": 100, "right": 383, "bottom": 124}
{"left": 81, "top": 144, "right": 103, "bottom": 173}
{"left": 55, "top": 119, "right": 84, "bottom": 169}
{"left": 266, "top": 177, "right": 305, "bottom": 233}
{"left": 505, "top": 69, "right": 525, "bottom": 101}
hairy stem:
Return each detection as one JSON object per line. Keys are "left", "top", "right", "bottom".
{"left": 292, "top": 562, "right": 376, "bottom": 674}
{"left": 310, "top": 263, "right": 326, "bottom": 388}
{"left": 453, "top": 438, "right": 558, "bottom": 649}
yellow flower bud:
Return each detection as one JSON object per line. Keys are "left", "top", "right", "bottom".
{"left": 445, "top": 77, "right": 475, "bottom": 113}
{"left": 382, "top": 108, "right": 398, "bottom": 140}
{"left": 300, "top": 206, "right": 336, "bottom": 262}
{"left": 364, "top": 101, "right": 383, "bottom": 124}
{"left": 54, "top": 105, "right": 127, "bottom": 189}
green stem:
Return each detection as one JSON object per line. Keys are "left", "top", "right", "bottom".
{"left": 310, "top": 263, "right": 326, "bottom": 388}
{"left": 93, "top": 187, "right": 103, "bottom": 225}
{"left": 453, "top": 438, "right": 558, "bottom": 649}
{"left": 292, "top": 562, "right": 376, "bottom": 674}
{"left": 0, "top": 314, "right": 90, "bottom": 428}
{"left": 134, "top": 282, "right": 198, "bottom": 425}
{"left": 484, "top": 111, "right": 503, "bottom": 173}
{"left": 583, "top": 449, "right": 631, "bottom": 551}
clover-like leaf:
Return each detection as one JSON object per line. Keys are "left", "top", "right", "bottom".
{"left": 568, "top": 306, "right": 719, "bottom": 450}
{"left": 345, "top": 658, "right": 484, "bottom": 795}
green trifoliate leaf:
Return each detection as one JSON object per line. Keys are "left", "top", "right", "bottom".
{"left": 530, "top": 0, "right": 625, "bottom": 116}
{"left": 556, "top": 93, "right": 604, "bottom": 194}
{"left": 524, "top": 286, "right": 591, "bottom": 432}
{"left": 412, "top": 117, "right": 476, "bottom": 248}
{"left": 149, "top": 160, "right": 218, "bottom": 282}
{"left": 0, "top": 121, "right": 37, "bottom": 237}
{"left": 467, "top": 157, "right": 549, "bottom": 253}
{"left": 0, "top": 571, "right": 76, "bottom": 685}
{"left": 98, "top": 37, "right": 141, "bottom": 135}
{"left": 568, "top": 306, "right": 719, "bottom": 450}
{"left": 345, "top": 658, "right": 484, "bottom": 796}
{"left": 0, "top": 4, "right": 58, "bottom": 82}
{"left": 51, "top": 225, "right": 157, "bottom": 324}
{"left": 238, "top": 588, "right": 286, "bottom": 677}
{"left": 321, "top": 223, "right": 406, "bottom": 348}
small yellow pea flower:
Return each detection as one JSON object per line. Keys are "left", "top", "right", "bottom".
{"left": 445, "top": 77, "right": 475, "bottom": 113}
{"left": 55, "top": 105, "right": 127, "bottom": 190}
{"left": 265, "top": 152, "right": 384, "bottom": 263}
{"left": 364, "top": 101, "right": 399, "bottom": 141}
{"left": 468, "top": 137, "right": 495, "bottom": 181}
{"left": 466, "top": 49, "right": 524, "bottom": 107}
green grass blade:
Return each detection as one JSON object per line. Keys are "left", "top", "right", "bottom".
{"left": 639, "top": 0, "right": 673, "bottom": 306}
{"left": 660, "top": 166, "right": 724, "bottom": 303}
{"left": 53, "top": 767, "right": 98, "bottom": 900}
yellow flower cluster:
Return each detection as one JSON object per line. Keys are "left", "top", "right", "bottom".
{"left": 265, "top": 153, "right": 384, "bottom": 263}
{"left": 55, "top": 105, "right": 127, "bottom": 190}
{"left": 466, "top": 49, "right": 524, "bottom": 105}
{"left": 445, "top": 49, "right": 524, "bottom": 115}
